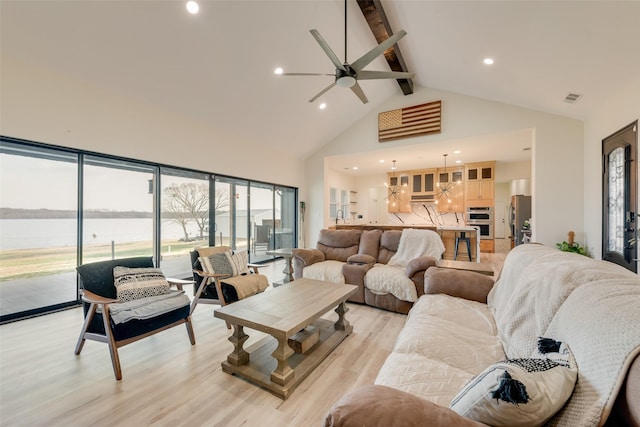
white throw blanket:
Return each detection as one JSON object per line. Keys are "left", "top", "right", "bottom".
{"left": 364, "top": 264, "right": 418, "bottom": 302}
{"left": 545, "top": 279, "right": 640, "bottom": 427}
{"left": 388, "top": 228, "right": 444, "bottom": 267}
{"left": 108, "top": 290, "right": 190, "bottom": 324}
{"left": 364, "top": 229, "right": 444, "bottom": 303}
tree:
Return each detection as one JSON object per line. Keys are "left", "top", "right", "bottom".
{"left": 163, "top": 183, "right": 229, "bottom": 241}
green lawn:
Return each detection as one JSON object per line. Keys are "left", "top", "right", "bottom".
{"left": 0, "top": 238, "right": 213, "bottom": 281}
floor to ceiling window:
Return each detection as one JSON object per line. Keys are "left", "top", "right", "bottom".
{"left": 159, "top": 168, "right": 210, "bottom": 278}
{"left": 81, "top": 156, "right": 155, "bottom": 264}
{"left": 214, "top": 177, "right": 249, "bottom": 252}
{"left": 0, "top": 136, "right": 297, "bottom": 322}
{"left": 0, "top": 141, "right": 79, "bottom": 320}
{"left": 250, "top": 183, "right": 275, "bottom": 262}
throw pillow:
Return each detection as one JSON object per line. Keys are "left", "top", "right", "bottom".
{"left": 199, "top": 251, "right": 234, "bottom": 276}
{"left": 449, "top": 337, "right": 578, "bottom": 427}
{"left": 225, "top": 250, "right": 250, "bottom": 275}
{"left": 113, "top": 266, "right": 171, "bottom": 302}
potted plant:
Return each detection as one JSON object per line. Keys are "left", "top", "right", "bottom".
{"left": 556, "top": 231, "right": 587, "bottom": 256}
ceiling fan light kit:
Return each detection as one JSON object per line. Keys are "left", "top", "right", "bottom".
{"left": 280, "top": 0, "right": 414, "bottom": 104}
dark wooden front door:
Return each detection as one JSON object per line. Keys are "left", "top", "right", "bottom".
{"left": 602, "top": 121, "right": 638, "bottom": 272}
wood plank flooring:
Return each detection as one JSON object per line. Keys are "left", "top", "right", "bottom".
{"left": 0, "top": 246, "right": 508, "bottom": 427}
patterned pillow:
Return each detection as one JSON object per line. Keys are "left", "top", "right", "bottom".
{"left": 449, "top": 337, "right": 578, "bottom": 427}
{"left": 225, "top": 250, "right": 250, "bottom": 275}
{"left": 199, "top": 251, "right": 234, "bottom": 276}
{"left": 113, "top": 266, "right": 171, "bottom": 302}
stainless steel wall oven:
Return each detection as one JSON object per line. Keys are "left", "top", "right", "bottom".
{"left": 465, "top": 207, "right": 494, "bottom": 239}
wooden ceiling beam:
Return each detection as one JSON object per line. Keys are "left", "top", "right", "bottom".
{"left": 356, "top": 0, "right": 414, "bottom": 96}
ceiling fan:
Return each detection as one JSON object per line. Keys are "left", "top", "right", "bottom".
{"left": 280, "top": 0, "right": 414, "bottom": 104}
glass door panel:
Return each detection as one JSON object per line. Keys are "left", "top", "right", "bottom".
{"left": 275, "top": 186, "right": 296, "bottom": 250}
{"left": 250, "top": 183, "right": 274, "bottom": 262}
{"left": 0, "top": 141, "right": 78, "bottom": 320}
{"left": 214, "top": 177, "right": 248, "bottom": 252}
{"left": 159, "top": 168, "right": 210, "bottom": 278}
{"left": 602, "top": 122, "right": 637, "bottom": 272}
{"left": 82, "top": 156, "right": 154, "bottom": 264}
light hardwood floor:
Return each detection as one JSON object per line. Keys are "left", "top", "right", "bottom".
{"left": 0, "top": 248, "right": 508, "bottom": 427}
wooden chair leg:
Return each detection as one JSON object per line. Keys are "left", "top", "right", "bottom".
{"left": 75, "top": 303, "right": 97, "bottom": 355}
{"left": 214, "top": 278, "right": 232, "bottom": 329}
{"left": 185, "top": 317, "right": 196, "bottom": 345}
{"left": 102, "top": 305, "right": 123, "bottom": 380}
{"left": 190, "top": 276, "right": 210, "bottom": 314}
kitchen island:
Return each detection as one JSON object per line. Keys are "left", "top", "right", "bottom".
{"left": 332, "top": 224, "right": 480, "bottom": 262}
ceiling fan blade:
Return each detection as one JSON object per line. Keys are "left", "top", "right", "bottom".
{"left": 281, "top": 73, "right": 335, "bottom": 76}
{"left": 350, "top": 82, "right": 369, "bottom": 104}
{"left": 356, "top": 70, "right": 415, "bottom": 80}
{"left": 350, "top": 29, "right": 407, "bottom": 72}
{"left": 309, "top": 82, "right": 337, "bottom": 103}
{"left": 310, "top": 29, "right": 346, "bottom": 72}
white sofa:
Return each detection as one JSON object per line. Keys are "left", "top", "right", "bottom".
{"left": 325, "top": 244, "right": 640, "bottom": 427}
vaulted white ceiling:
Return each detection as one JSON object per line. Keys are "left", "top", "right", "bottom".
{"left": 2, "top": 1, "right": 639, "bottom": 176}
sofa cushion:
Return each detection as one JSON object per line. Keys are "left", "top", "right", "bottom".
{"left": 544, "top": 280, "right": 640, "bottom": 427}
{"left": 375, "top": 295, "right": 505, "bottom": 406}
{"left": 113, "top": 266, "right": 170, "bottom": 302}
{"left": 450, "top": 338, "right": 578, "bottom": 427}
{"left": 377, "top": 230, "right": 402, "bottom": 264}
{"left": 424, "top": 267, "right": 494, "bottom": 303}
{"left": 302, "top": 260, "right": 346, "bottom": 284}
{"left": 392, "top": 296, "right": 504, "bottom": 373}
{"left": 199, "top": 251, "right": 234, "bottom": 276}
{"left": 225, "top": 250, "right": 250, "bottom": 275}
{"left": 488, "top": 244, "right": 635, "bottom": 358}
{"left": 317, "top": 229, "right": 361, "bottom": 262}
{"left": 357, "top": 229, "right": 382, "bottom": 258}
{"left": 325, "top": 384, "right": 488, "bottom": 427}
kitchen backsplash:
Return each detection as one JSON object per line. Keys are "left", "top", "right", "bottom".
{"left": 386, "top": 204, "right": 465, "bottom": 227}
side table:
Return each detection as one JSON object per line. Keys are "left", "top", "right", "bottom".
{"left": 266, "top": 248, "right": 294, "bottom": 286}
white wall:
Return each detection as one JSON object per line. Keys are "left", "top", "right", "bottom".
{"left": 583, "top": 75, "right": 640, "bottom": 258}
{"left": 305, "top": 85, "right": 584, "bottom": 249}
{"left": 1, "top": 57, "right": 305, "bottom": 191}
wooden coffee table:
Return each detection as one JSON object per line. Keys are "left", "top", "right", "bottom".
{"left": 213, "top": 278, "right": 357, "bottom": 399}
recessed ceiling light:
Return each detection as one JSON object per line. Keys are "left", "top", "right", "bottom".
{"left": 455, "top": 160, "right": 462, "bottom": 164}
{"left": 186, "top": 1, "right": 199, "bottom": 14}
{"left": 379, "top": 160, "right": 385, "bottom": 163}
{"left": 274, "top": 67, "right": 283, "bottom": 75}
{"left": 319, "top": 103, "right": 327, "bottom": 110}
{"left": 453, "top": 150, "right": 461, "bottom": 154}
{"left": 483, "top": 58, "right": 494, "bottom": 65}
{"left": 353, "top": 166, "right": 358, "bottom": 170}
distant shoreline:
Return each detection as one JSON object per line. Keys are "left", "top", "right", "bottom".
{"left": 1, "top": 208, "right": 154, "bottom": 219}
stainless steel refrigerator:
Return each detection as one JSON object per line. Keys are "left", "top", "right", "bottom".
{"left": 510, "top": 195, "right": 532, "bottom": 246}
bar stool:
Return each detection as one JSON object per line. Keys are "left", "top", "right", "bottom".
{"left": 454, "top": 231, "right": 472, "bottom": 261}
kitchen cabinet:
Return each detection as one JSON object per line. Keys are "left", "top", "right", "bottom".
{"left": 409, "top": 168, "right": 437, "bottom": 203}
{"left": 435, "top": 167, "right": 464, "bottom": 213}
{"left": 465, "top": 180, "right": 494, "bottom": 201}
{"left": 387, "top": 172, "right": 411, "bottom": 213}
{"left": 466, "top": 161, "right": 495, "bottom": 181}
{"left": 465, "top": 161, "right": 495, "bottom": 207}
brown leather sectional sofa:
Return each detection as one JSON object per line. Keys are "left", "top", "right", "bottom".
{"left": 292, "top": 228, "right": 444, "bottom": 314}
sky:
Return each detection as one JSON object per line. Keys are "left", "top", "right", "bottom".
{"left": 0, "top": 153, "right": 275, "bottom": 211}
